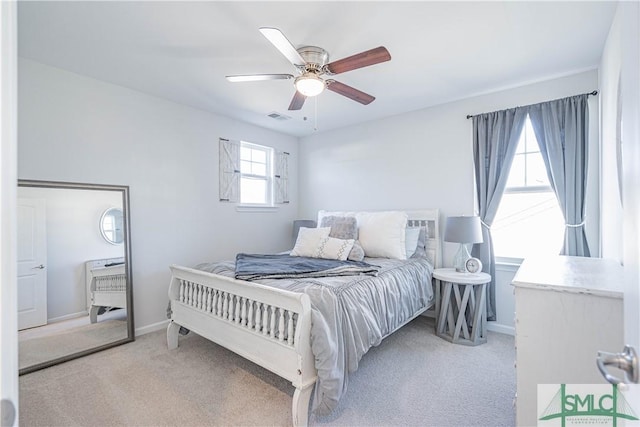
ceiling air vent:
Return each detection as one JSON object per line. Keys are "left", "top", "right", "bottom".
{"left": 267, "top": 112, "right": 291, "bottom": 121}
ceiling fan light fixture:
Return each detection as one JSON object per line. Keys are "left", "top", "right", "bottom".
{"left": 294, "top": 73, "right": 325, "bottom": 97}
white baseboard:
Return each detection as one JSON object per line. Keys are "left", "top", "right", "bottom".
{"left": 135, "top": 319, "right": 169, "bottom": 336}
{"left": 423, "top": 308, "right": 513, "bottom": 335}
{"left": 135, "top": 318, "right": 514, "bottom": 339}
{"left": 487, "top": 322, "right": 515, "bottom": 336}
{"left": 47, "top": 311, "right": 88, "bottom": 324}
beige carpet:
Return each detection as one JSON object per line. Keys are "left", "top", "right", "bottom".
{"left": 19, "top": 318, "right": 128, "bottom": 370}
{"left": 19, "top": 316, "right": 515, "bottom": 426}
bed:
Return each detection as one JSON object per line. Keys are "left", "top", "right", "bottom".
{"left": 167, "top": 209, "right": 440, "bottom": 426}
{"left": 85, "top": 257, "right": 127, "bottom": 323}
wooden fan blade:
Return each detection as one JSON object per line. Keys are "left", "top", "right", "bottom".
{"left": 226, "top": 74, "right": 293, "bottom": 82}
{"left": 288, "top": 91, "right": 307, "bottom": 110}
{"left": 326, "top": 80, "right": 375, "bottom": 105}
{"left": 325, "top": 46, "right": 391, "bottom": 75}
{"left": 259, "top": 27, "right": 306, "bottom": 67}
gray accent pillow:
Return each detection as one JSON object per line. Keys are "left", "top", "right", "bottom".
{"left": 320, "top": 216, "right": 357, "bottom": 239}
{"left": 405, "top": 227, "right": 421, "bottom": 258}
{"left": 348, "top": 241, "right": 365, "bottom": 261}
{"left": 411, "top": 227, "right": 427, "bottom": 259}
{"left": 319, "top": 216, "right": 365, "bottom": 261}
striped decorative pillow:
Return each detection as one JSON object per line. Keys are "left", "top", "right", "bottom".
{"left": 315, "top": 237, "right": 355, "bottom": 261}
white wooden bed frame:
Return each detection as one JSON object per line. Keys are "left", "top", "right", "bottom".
{"left": 86, "top": 258, "right": 127, "bottom": 323}
{"left": 167, "top": 209, "right": 440, "bottom": 426}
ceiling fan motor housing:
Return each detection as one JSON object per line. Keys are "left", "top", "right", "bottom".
{"left": 297, "top": 46, "right": 329, "bottom": 73}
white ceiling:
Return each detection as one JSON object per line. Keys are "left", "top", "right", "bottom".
{"left": 18, "top": 1, "right": 617, "bottom": 137}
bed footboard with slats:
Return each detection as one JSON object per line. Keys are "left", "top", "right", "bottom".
{"left": 167, "top": 209, "right": 440, "bottom": 427}
{"left": 167, "top": 265, "right": 316, "bottom": 427}
{"left": 86, "top": 258, "right": 127, "bottom": 323}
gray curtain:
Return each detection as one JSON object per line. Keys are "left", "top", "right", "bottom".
{"left": 472, "top": 108, "right": 528, "bottom": 321}
{"left": 527, "top": 94, "right": 591, "bottom": 256}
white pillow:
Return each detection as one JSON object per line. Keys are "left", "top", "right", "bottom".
{"left": 405, "top": 227, "right": 422, "bottom": 258}
{"left": 290, "top": 227, "right": 331, "bottom": 257}
{"left": 356, "top": 211, "right": 408, "bottom": 259}
{"left": 316, "top": 237, "right": 355, "bottom": 261}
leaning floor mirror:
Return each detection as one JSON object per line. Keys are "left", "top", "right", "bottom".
{"left": 17, "top": 180, "right": 134, "bottom": 375}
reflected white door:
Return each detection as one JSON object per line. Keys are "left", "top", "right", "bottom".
{"left": 621, "top": 0, "right": 640, "bottom": 382}
{"left": 17, "top": 198, "right": 47, "bottom": 330}
{"left": 598, "top": 1, "right": 640, "bottom": 385}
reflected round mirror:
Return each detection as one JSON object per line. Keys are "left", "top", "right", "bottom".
{"left": 100, "top": 207, "right": 124, "bottom": 245}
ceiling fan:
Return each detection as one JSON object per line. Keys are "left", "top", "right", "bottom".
{"left": 226, "top": 27, "right": 391, "bottom": 111}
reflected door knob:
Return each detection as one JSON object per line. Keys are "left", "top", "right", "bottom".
{"left": 597, "top": 345, "right": 639, "bottom": 384}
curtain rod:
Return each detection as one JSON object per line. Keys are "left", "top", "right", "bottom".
{"left": 466, "top": 90, "right": 598, "bottom": 119}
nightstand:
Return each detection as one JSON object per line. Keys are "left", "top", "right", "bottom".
{"left": 433, "top": 267, "right": 491, "bottom": 346}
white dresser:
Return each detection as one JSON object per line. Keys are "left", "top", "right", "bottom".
{"left": 511, "top": 256, "right": 624, "bottom": 427}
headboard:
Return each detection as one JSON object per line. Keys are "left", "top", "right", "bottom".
{"left": 406, "top": 209, "right": 441, "bottom": 269}
{"left": 316, "top": 209, "right": 441, "bottom": 268}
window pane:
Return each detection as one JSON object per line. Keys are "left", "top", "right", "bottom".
{"left": 526, "top": 153, "right": 550, "bottom": 186}
{"left": 492, "top": 191, "right": 564, "bottom": 259}
{"left": 252, "top": 149, "right": 266, "bottom": 164}
{"left": 506, "top": 154, "right": 525, "bottom": 188}
{"left": 515, "top": 131, "right": 526, "bottom": 154}
{"left": 240, "top": 147, "right": 252, "bottom": 161}
{"left": 239, "top": 141, "right": 273, "bottom": 206}
{"left": 523, "top": 118, "right": 537, "bottom": 153}
{"left": 492, "top": 116, "right": 563, "bottom": 259}
{"left": 253, "top": 163, "right": 266, "bottom": 176}
{"left": 241, "top": 178, "right": 266, "bottom": 204}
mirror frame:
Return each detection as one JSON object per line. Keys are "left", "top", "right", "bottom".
{"left": 18, "top": 179, "right": 134, "bottom": 375}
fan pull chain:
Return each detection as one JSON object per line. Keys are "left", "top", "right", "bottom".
{"left": 314, "top": 96, "right": 318, "bottom": 132}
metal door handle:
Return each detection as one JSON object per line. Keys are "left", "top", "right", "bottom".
{"left": 597, "top": 345, "right": 638, "bottom": 384}
{"left": 31, "top": 264, "right": 45, "bottom": 270}
{"left": 1, "top": 398, "right": 16, "bottom": 426}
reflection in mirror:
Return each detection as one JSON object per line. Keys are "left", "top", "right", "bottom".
{"left": 17, "top": 180, "right": 134, "bottom": 375}
{"left": 100, "top": 207, "right": 124, "bottom": 245}
{"left": 616, "top": 73, "right": 624, "bottom": 207}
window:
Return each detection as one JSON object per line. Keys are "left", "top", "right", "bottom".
{"left": 219, "top": 138, "right": 288, "bottom": 207}
{"left": 240, "top": 141, "right": 273, "bottom": 205}
{"left": 491, "top": 116, "right": 565, "bottom": 261}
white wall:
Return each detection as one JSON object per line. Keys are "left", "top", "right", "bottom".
{"left": 18, "top": 58, "right": 299, "bottom": 333}
{"left": 18, "top": 186, "right": 123, "bottom": 321}
{"left": 299, "top": 70, "right": 600, "bottom": 334}
{"left": 17, "top": 56, "right": 604, "bottom": 336}
{"left": 1, "top": 1, "right": 19, "bottom": 424}
{"left": 599, "top": 6, "right": 624, "bottom": 262}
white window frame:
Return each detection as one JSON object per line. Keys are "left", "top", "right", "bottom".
{"left": 493, "top": 116, "right": 563, "bottom": 264}
{"left": 239, "top": 141, "right": 274, "bottom": 207}
{"left": 219, "top": 138, "right": 287, "bottom": 211}
{"left": 495, "top": 188, "right": 559, "bottom": 265}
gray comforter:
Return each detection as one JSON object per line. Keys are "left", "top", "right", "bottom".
{"left": 195, "top": 256, "right": 434, "bottom": 416}
{"left": 234, "top": 253, "right": 379, "bottom": 280}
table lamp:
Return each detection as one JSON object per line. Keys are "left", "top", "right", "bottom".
{"left": 444, "top": 216, "right": 483, "bottom": 272}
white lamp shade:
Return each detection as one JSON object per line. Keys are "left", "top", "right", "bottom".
{"left": 444, "top": 216, "right": 483, "bottom": 244}
{"left": 294, "top": 73, "right": 325, "bottom": 97}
